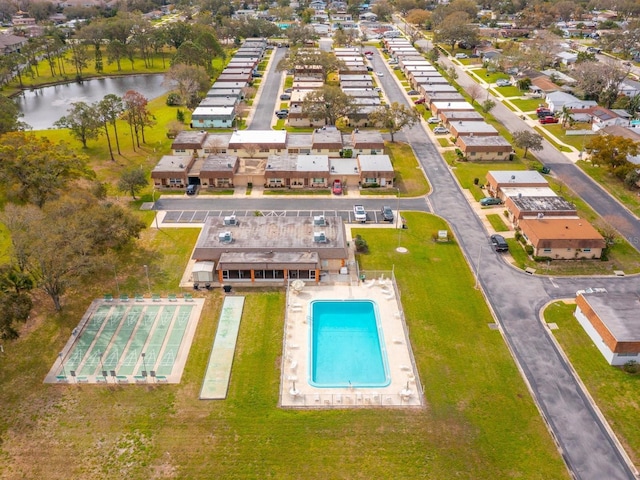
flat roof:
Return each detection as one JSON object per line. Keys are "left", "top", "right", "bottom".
{"left": 357, "top": 154, "right": 393, "bottom": 171}
{"left": 286, "top": 133, "right": 313, "bottom": 148}
{"left": 195, "top": 216, "right": 346, "bottom": 251}
{"left": 192, "top": 106, "right": 235, "bottom": 116}
{"left": 153, "top": 155, "right": 190, "bottom": 173}
{"left": 509, "top": 196, "right": 577, "bottom": 213}
{"left": 201, "top": 154, "right": 238, "bottom": 172}
{"left": 451, "top": 122, "right": 499, "bottom": 134}
{"left": 329, "top": 158, "right": 359, "bottom": 175}
{"left": 312, "top": 128, "right": 343, "bottom": 146}
{"left": 489, "top": 170, "right": 548, "bottom": 185}
{"left": 229, "top": 130, "right": 287, "bottom": 145}
{"left": 460, "top": 136, "right": 512, "bottom": 147}
{"left": 502, "top": 186, "right": 558, "bottom": 198}
{"left": 581, "top": 293, "right": 640, "bottom": 342}
{"left": 173, "top": 130, "right": 208, "bottom": 147}
{"left": 432, "top": 101, "right": 474, "bottom": 110}
{"left": 297, "top": 154, "right": 329, "bottom": 172}
{"left": 442, "top": 111, "right": 484, "bottom": 121}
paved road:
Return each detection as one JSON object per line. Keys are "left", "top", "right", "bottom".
{"left": 248, "top": 47, "right": 286, "bottom": 130}
{"left": 371, "top": 45, "right": 638, "bottom": 479}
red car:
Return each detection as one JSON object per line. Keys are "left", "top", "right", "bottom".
{"left": 539, "top": 116, "right": 558, "bottom": 124}
{"left": 364, "top": 51, "right": 374, "bottom": 55}
{"left": 414, "top": 97, "right": 426, "bottom": 104}
{"left": 535, "top": 106, "right": 550, "bottom": 113}
{"left": 332, "top": 179, "right": 343, "bottom": 195}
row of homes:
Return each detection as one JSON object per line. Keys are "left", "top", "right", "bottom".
{"left": 384, "top": 38, "right": 513, "bottom": 161}
{"left": 190, "top": 38, "right": 267, "bottom": 129}
{"left": 486, "top": 170, "right": 605, "bottom": 259}
{"left": 151, "top": 129, "right": 395, "bottom": 190}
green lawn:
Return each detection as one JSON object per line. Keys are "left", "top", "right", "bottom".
{"left": 534, "top": 126, "right": 574, "bottom": 153}
{"left": 0, "top": 213, "right": 570, "bottom": 479}
{"left": 510, "top": 98, "right": 545, "bottom": 112}
{"left": 486, "top": 213, "right": 509, "bottom": 232}
{"left": 385, "top": 141, "right": 430, "bottom": 196}
{"left": 545, "top": 301, "right": 640, "bottom": 466}
{"left": 469, "top": 68, "right": 510, "bottom": 84}
{"left": 544, "top": 126, "right": 592, "bottom": 150}
{"left": 577, "top": 161, "right": 640, "bottom": 217}
{"left": 437, "top": 138, "right": 450, "bottom": 147}
{"left": 494, "top": 85, "right": 522, "bottom": 97}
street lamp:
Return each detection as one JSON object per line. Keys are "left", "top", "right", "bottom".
{"left": 396, "top": 187, "right": 402, "bottom": 248}
{"left": 143, "top": 265, "right": 151, "bottom": 296}
{"left": 141, "top": 352, "right": 147, "bottom": 377}
{"left": 58, "top": 352, "right": 67, "bottom": 378}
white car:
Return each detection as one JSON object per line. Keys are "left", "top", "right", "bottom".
{"left": 433, "top": 126, "right": 449, "bottom": 134}
{"left": 428, "top": 117, "right": 441, "bottom": 124}
{"left": 496, "top": 79, "right": 511, "bottom": 87}
{"left": 353, "top": 205, "right": 367, "bottom": 222}
{"left": 376, "top": 71, "right": 384, "bottom": 77}
{"left": 455, "top": 53, "right": 468, "bottom": 59}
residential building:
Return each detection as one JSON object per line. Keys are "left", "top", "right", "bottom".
{"left": 456, "top": 136, "right": 513, "bottom": 161}
{"left": 486, "top": 170, "right": 548, "bottom": 199}
{"left": 357, "top": 154, "right": 394, "bottom": 187}
{"left": 518, "top": 218, "right": 605, "bottom": 259}
{"left": 191, "top": 106, "right": 236, "bottom": 129}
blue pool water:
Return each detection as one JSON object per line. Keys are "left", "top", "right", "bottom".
{"left": 309, "top": 300, "right": 390, "bottom": 388}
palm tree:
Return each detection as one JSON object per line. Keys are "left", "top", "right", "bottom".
{"left": 560, "top": 105, "right": 572, "bottom": 128}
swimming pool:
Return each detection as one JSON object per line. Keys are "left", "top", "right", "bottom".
{"left": 309, "top": 300, "right": 390, "bottom": 388}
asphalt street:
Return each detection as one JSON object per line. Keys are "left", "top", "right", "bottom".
{"left": 248, "top": 47, "right": 286, "bottom": 130}
{"left": 156, "top": 39, "right": 640, "bottom": 479}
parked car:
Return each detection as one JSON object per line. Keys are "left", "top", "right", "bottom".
{"left": 433, "top": 126, "right": 449, "bottom": 134}
{"left": 407, "top": 90, "right": 419, "bottom": 95}
{"left": 496, "top": 79, "right": 511, "bottom": 87}
{"left": 380, "top": 205, "right": 394, "bottom": 222}
{"left": 280, "top": 94, "right": 291, "bottom": 100}
{"left": 284, "top": 87, "right": 293, "bottom": 93}
{"left": 427, "top": 116, "right": 441, "bottom": 124}
{"left": 480, "top": 197, "right": 502, "bottom": 206}
{"left": 388, "top": 59, "right": 398, "bottom": 65}
{"left": 455, "top": 53, "right": 468, "bottom": 59}
{"left": 536, "top": 109, "right": 552, "bottom": 118}
{"left": 376, "top": 71, "right": 384, "bottom": 77}
{"left": 490, "top": 234, "right": 509, "bottom": 252}
{"left": 275, "top": 109, "right": 289, "bottom": 115}
{"left": 535, "top": 106, "right": 551, "bottom": 113}
{"left": 353, "top": 204, "right": 367, "bottom": 222}
{"left": 332, "top": 179, "right": 342, "bottom": 195}
{"left": 186, "top": 184, "right": 197, "bottom": 196}
{"left": 414, "top": 97, "right": 426, "bottom": 105}
{"left": 366, "top": 66, "right": 374, "bottom": 71}
{"left": 539, "top": 116, "right": 558, "bottom": 124}
{"left": 364, "top": 50, "right": 374, "bottom": 55}
{"left": 252, "top": 71, "right": 263, "bottom": 77}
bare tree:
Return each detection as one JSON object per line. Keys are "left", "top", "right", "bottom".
{"left": 468, "top": 84, "right": 484, "bottom": 105}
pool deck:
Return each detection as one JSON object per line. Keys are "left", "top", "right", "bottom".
{"left": 280, "top": 281, "right": 424, "bottom": 408}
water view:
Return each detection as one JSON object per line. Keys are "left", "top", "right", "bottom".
{"left": 15, "top": 74, "right": 168, "bottom": 131}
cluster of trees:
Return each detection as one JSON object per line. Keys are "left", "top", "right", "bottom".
{"left": 431, "top": 0, "right": 479, "bottom": 50}
{"left": 277, "top": 49, "right": 345, "bottom": 82}
{"left": 54, "top": 90, "right": 154, "bottom": 159}
{"left": 586, "top": 135, "right": 640, "bottom": 188}
{"left": 572, "top": 60, "right": 634, "bottom": 109}
{"left": 0, "top": 131, "right": 145, "bottom": 323}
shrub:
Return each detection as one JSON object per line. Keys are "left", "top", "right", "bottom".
{"left": 623, "top": 360, "right": 639, "bottom": 374}
{"left": 473, "top": 177, "right": 479, "bottom": 185}
{"left": 166, "top": 93, "right": 182, "bottom": 106}
{"left": 514, "top": 231, "right": 522, "bottom": 242}
{"left": 525, "top": 245, "right": 534, "bottom": 255}
{"left": 533, "top": 256, "right": 552, "bottom": 262}
{"left": 176, "top": 109, "right": 185, "bottom": 123}
{"left": 503, "top": 210, "right": 509, "bottom": 218}
{"left": 354, "top": 234, "right": 368, "bottom": 253}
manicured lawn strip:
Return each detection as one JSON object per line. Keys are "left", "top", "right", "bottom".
{"left": 494, "top": 86, "right": 523, "bottom": 97}
{"left": 284, "top": 76, "right": 293, "bottom": 88}
{"left": 469, "top": 68, "right": 510, "bottom": 84}
{"left": 385, "top": 141, "right": 430, "bottom": 196}
{"left": 545, "top": 301, "right": 640, "bottom": 465}
{"left": 352, "top": 214, "right": 569, "bottom": 479}
{"left": 576, "top": 161, "right": 640, "bottom": 218}
{"left": 450, "top": 161, "right": 527, "bottom": 189}
{"left": 511, "top": 98, "right": 545, "bottom": 112}
{"left": 263, "top": 189, "right": 331, "bottom": 195}
{"left": 544, "top": 126, "right": 592, "bottom": 150}
{"left": 486, "top": 213, "right": 509, "bottom": 231}
{"left": 437, "top": 138, "right": 450, "bottom": 147}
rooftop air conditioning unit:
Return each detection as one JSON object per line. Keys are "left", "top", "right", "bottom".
{"left": 219, "top": 231, "right": 233, "bottom": 243}
{"left": 313, "top": 231, "right": 327, "bottom": 243}
{"left": 313, "top": 215, "right": 326, "bottom": 226}
{"left": 224, "top": 215, "right": 237, "bottom": 226}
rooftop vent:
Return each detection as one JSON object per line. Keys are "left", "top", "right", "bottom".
{"left": 224, "top": 215, "right": 237, "bottom": 226}
{"left": 313, "top": 231, "right": 327, "bottom": 243}
{"left": 314, "top": 215, "right": 326, "bottom": 226}
{"left": 218, "top": 231, "right": 233, "bottom": 243}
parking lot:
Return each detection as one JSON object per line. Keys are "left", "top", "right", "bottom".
{"left": 161, "top": 209, "right": 399, "bottom": 225}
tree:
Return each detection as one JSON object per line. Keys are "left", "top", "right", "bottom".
{"left": 512, "top": 130, "right": 543, "bottom": 158}
{"left": 426, "top": 47, "right": 440, "bottom": 64}
{"left": 54, "top": 101, "right": 102, "bottom": 149}
{"left": 0, "top": 133, "right": 93, "bottom": 207}
{"left": 369, "top": 102, "right": 420, "bottom": 142}
{"left": 517, "top": 77, "right": 532, "bottom": 91}
{"left": 301, "top": 85, "right": 359, "bottom": 125}
{"left": 586, "top": 135, "right": 638, "bottom": 180}
{"left": 118, "top": 168, "right": 148, "bottom": 199}
{"left": 97, "top": 94, "right": 124, "bottom": 157}
{"left": 559, "top": 105, "right": 572, "bottom": 128}
{"left": 163, "top": 22, "right": 192, "bottom": 49}
{"left": 277, "top": 49, "right": 344, "bottom": 82}
{"left": 172, "top": 40, "right": 210, "bottom": 70}
{"left": 0, "top": 94, "right": 28, "bottom": 134}
{"left": 165, "top": 64, "right": 211, "bottom": 109}
{"left": 0, "top": 264, "right": 33, "bottom": 340}
{"left": 284, "top": 24, "right": 317, "bottom": 46}
{"left": 372, "top": 0, "right": 393, "bottom": 21}
{"left": 573, "top": 60, "right": 631, "bottom": 108}
{"left": 406, "top": 9, "right": 430, "bottom": 26}
{"left": 67, "top": 42, "right": 90, "bottom": 79}
{"left": 468, "top": 84, "right": 484, "bottom": 105}
{"left": 123, "top": 90, "right": 155, "bottom": 148}
{"left": 434, "top": 12, "right": 479, "bottom": 50}
{"left": 481, "top": 99, "right": 496, "bottom": 113}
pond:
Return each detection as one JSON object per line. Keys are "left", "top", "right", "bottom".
{"left": 15, "top": 74, "right": 169, "bottom": 131}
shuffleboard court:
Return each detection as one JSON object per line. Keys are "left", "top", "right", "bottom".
{"left": 45, "top": 298, "right": 204, "bottom": 384}
{"left": 200, "top": 296, "right": 245, "bottom": 399}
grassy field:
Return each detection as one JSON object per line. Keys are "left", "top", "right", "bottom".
{"left": 544, "top": 126, "right": 592, "bottom": 150}
{"left": 493, "top": 85, "right": 522, "bottom": 97}
{"left": 0, "top": 212, "right": 570, "bottom": 479}
{"left": 468, "top": 68, "right": 510, "bottom": 84}
{"left": 385, "top": 141, "right": 430, "bottom": 196}
{"left": 510, "top": 98, "right": 545, "bottom": 112}
{"left": 534, "top": 126, "right": 574, "bottom": 153}
{"left": 545, "top": 301, "right": 640, "bottom": 465}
